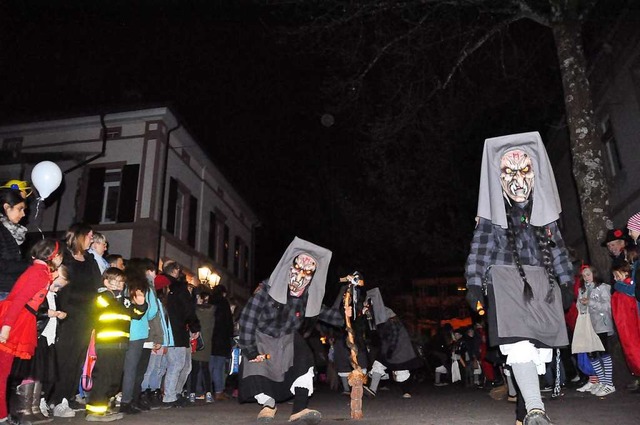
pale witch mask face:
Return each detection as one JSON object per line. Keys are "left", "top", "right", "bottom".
{"left": 288, "top": 253, "right": 317, "bottom": 297}
{"left": 500, "top": 149, "right": 534, "bottom": 203}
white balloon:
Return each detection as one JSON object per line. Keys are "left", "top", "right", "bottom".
{"left": 31, "top": 161, "right": 62, "bottom": 200}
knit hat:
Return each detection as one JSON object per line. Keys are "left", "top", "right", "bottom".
{"left": 600, "top": 228, "right": 627, "bottom": 246}
{"left": 628, "top": 213, "right": 640, "bottom": 233}
{"left": 154, "top": 274, "right": 171, "bottom": 291}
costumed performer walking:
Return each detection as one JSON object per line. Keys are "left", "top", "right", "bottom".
{"left": 465, "top": 132, "right": 573, "bottom": 425}
{"left": 363, "top": 288, "right": 422, "bottom": 399}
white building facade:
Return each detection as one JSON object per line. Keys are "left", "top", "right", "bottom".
{"left": 0, "top": 106, "right": 259, "bottom": 301}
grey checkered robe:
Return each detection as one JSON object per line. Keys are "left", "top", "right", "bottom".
{"left": 465, "top": 213, "right": 574, "bottom": 290}
{"left": 238, "top": 281, "right": 344, "bottom": 360}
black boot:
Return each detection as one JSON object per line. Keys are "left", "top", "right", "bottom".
{"left": 24, "top": 382, "right": 52, "bottom": 424}
{"left": 9, "top": 382, "right": 34, "bottom": 425}
{"left": 134, "top": 392, "right": 150, "bottom": 412}
{"left": 150, "top": 389, "right": 163, "bottom": 408}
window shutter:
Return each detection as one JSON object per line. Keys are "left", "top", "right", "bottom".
{"left": 208, "top": 212, "right": 217, "bottom": 260}
{"left": 84, "top": 167, "right": 106, "bottom": 224}
{"left": 187, "top": 195, "right": 198, "bottom": 247}
{"left": 166, "top": 177, "right": 177, "bottom": 234}
{"left": 117, "top": 164, "right": 139, "bottom": 223}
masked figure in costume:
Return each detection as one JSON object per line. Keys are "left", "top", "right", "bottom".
{"left": 363, "top": 288, "right": 422, "bottom": 398}
{"left": 465, "top": 132, "right": 573, "bottom": 425}
{"left": 238, "top": 237, "right": 344, "bottom": 424}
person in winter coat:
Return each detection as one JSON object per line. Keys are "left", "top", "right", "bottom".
{"left": 88, "top": 233, "right": 109, "bottom": 274}
{"left": 0, "top": 239, "right": 63, "bottom": 423}
{"left": 84, "top": 267, "right": 148, "bottom": 422}
{"left": 189, "top": 291, "right": 215, "bottom": 403}
{"left": 574, "top": 265, "right": 615, "bottom": 396}
{"left": 119, "top": 259, "right": 160, "bottom": 414}
{"left": 161, "top": 262, "right": 200, "bottom": 407}
{"left": 50, "top": 224, "right": 102, "bottom": 419}
{"left": 209, "top": 284, "right": 233, "bottom": 401}
{"left": 610, "top": 260, "right": 640, "bottom": 390}
{"left": 0, "top": 188, "right": 29, "bottom": 301}
{"left": 140, "top": 273, "right": 174, "bottom": 408}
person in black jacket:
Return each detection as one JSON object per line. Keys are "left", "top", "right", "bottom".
{"left": 209, "top": 285, "right": 233, "bottom": 400}
{"left": 161, "top": 261, "right": 200, "bottom": 407}
{"left": 0, "top": 188, "right": 29, "bottom": 300}
{"left": 51, "top": 223, "right": 102, "bottom": 418}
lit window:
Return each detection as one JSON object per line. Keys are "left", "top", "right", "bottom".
{"left": 101, "top": 170, "right": 121, "bottom": 224}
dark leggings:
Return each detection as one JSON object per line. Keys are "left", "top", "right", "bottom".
{"left": 190, "top": 361, "right": 212, "bottom": 394}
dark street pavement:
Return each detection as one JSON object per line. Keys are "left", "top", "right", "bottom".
{"left": 50, "top": 380, "right": 639, "bottom": 425}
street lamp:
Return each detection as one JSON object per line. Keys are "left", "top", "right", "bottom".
{"left": 208, "top": 272, "right": 221, "bottom": 288}
{"left": 198, "top": 266, "right": 211, "bottom": 286}
{"left": 197, "top": 266, "right": 221, "bottom": 289}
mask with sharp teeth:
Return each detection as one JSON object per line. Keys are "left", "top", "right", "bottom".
{"left": 288, "top": 253, "right": 317, "bottom": 297}
{"left": 500, "top": 149, "right": 534, "bottom": 203}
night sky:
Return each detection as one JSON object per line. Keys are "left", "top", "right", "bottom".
{"left": 0, "top": 1, "right": 621, "bottom": 292}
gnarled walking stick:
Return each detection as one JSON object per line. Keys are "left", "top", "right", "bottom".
{"left": 341, "top": 274, "right": 367, "bottom": 420}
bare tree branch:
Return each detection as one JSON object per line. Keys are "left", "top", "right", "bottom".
{"left": 440, "top": 15, "right": 522, "bottom": 90}
{"left": 355, "top": 10, "right": 434, "bottom": 82}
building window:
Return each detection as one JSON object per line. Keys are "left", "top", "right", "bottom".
{"left": 243, "top": 245, "right": 250, "bottom": 283}
{"left": 101, "top": 170, "right": 121, "bottom": 223}
{"left": 233, "top": 236, "right": 241, "bottom": 277}
{"left": 222, "top": 225, "right": 230, "bottom": 268}
{"left": 173, "top": 189, "right": 185, "bottom": 239}
{"left": 187, "top": 195, "right": 198, "bottom": 248}
{"left": 208, "top": 212, "right": 217, "bottom": 261}
{"left": 84, "top": 164, "right": 139, "bottom": 224}
{"left": 601, "top": 117, "right": 622, "bottom": 177}
{"left": 166, "top": 177, "right": 197, "bottom": 244}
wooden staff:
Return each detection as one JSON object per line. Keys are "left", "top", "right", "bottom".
{"left": 341, "top": 275, "right": 366, "bottom": 420}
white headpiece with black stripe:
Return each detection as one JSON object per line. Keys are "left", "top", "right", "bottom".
{"left": 267, "top": 236, "right": 332, "bottom": 317}
{"left": 476, "top": 131, "right": 562, "bottom": 229}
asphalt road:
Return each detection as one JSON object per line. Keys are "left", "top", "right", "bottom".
{"left": 50, "top": 381, "right": 639, "bottom": 425}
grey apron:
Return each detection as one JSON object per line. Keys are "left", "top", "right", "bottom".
{"left": 241, "top": 331, "right": 294, "bottom": 382}
{"left": 488, "top": 264, "right": 568, "bottom": 348}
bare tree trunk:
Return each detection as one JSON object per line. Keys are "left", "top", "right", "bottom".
{"left": 552, "top": 19, "right": 611, "bottom": 272}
